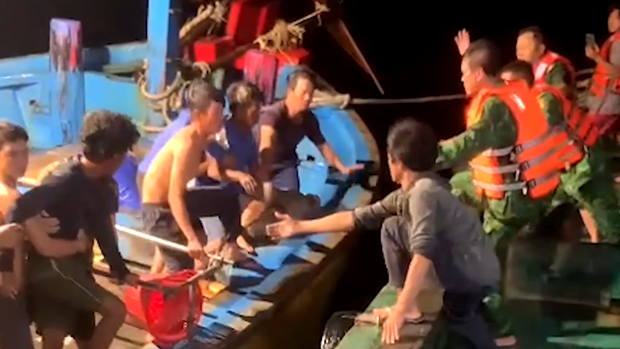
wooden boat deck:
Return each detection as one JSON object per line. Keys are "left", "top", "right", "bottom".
{"left": 332, "top": 286, "right": 442, "bottom": 349}
{"left": 31, "top": 274, "right": 149, "bottom": 349}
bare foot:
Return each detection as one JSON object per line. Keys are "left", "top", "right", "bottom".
{"left": 236, "top": 235, "right": 255, "bottom": 254}
{"left": 220, "top": 242, "right": 247, "bottom": 262}
{"left": 495, "top": 336, "right": 517, "bottom": 347}
{"left": 372, "top": 307, "right": 423, "bottom": 322}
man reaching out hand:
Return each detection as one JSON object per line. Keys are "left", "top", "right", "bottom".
{"left": 267, "top": 119, "right": 500, "bottom": 348}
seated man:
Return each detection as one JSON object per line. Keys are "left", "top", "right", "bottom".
{"left": 142, "top": 79, "right": 243, "bottom": 273}
{"left": 5, "top": 112, "right": 140, "bottom": 349}
{"left": 258, "top": 69, "right": 363, "bottom": 207}
{"left": 198, "top": 81, "right": 267, "bottom": 252}
{"left": 267, "top": 119, "right": 500, "bottom": 348}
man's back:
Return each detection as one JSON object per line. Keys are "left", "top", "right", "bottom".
{"left": 407, "top": 176, "right": 500, "bottom": 292}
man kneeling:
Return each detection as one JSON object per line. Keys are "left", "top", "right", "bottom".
{"left": 267, "top": 119, "right": 500, "bottom": 348}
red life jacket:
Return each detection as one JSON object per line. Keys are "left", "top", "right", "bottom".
{"left": 532, "top": 51, "right": 576, "bottom": 86}
{"left": 590, "top": 32, "right": 620, "bottom": 97}
{"left": 465, "top": 81, "right": 560, "bottom": 200}
{"left": 532, "top": 83, "right": 587, "bottom": 170}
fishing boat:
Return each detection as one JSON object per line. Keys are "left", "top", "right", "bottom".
{"left": 1, "top": 0, "right": 383, "bottom": 348}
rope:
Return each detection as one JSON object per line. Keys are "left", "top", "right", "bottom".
{"left": 312, "top": 68, "right": 598, "bottom": 109}
{"left": 179, "top": 1, "right": 227, "bottom": 44}
{"left": 137, "top": 60, "right": 211, "bottom": 132}
{"left": 253, "top": 2, "right": 329, "bottom": 54}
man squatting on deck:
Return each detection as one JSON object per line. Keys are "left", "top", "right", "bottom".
{"left": 0, "top": 112, "right": 141, "bottom": 349}
{"left": 267, "top": 119, "right": 501, "bottom": 348}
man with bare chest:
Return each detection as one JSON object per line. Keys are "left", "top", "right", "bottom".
{"left": 142, "top": 79, "right": 240, "bottom": 272}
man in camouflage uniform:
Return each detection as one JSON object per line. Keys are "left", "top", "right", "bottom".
{"left": 435, "top": 38, "right": 569, "bottom": 347}
{"left": 500, "top": 60, "right": 620, "bottom": 243}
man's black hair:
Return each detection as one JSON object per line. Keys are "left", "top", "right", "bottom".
{"left": 186, "top": 78, "right": 224, "bottom": 114}
{"left": 80, "top": 110, "right": 140, "bottom": 163}
{"left": 518, "top": 26, "right": 545, "bottom": 46}
{"left": 387, "top": 118, "right": 437, "bottom": 172}
{"left": 287, "top": 69, "right": 315, "bottom": 92}
{"left": 500, "top": 60, "right": 535, "bottom": 87}
{"left": 463, "top": 39, "right": 503, "bottom": 77}
{"left": 226, "top": 81, "right": 264, "bottom": 111}
{"left": 0, "top": 121, "right": 28, "bottom": 148}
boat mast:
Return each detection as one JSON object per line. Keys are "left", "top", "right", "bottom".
{"left": 145, "top": 0, "right": 182, "bottom": 128}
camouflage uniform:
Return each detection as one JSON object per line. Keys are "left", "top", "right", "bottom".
{"left": 545, "top": 62, "right": 571, "bottom": 88}
{"left": 538, "top": 91, "right": 620, "bottom": 243}
{"left": 438, "top": 96, "right": 554, "bottom": 339}
{"left": 438, "top": 97, "right": 553, "bottom": 256}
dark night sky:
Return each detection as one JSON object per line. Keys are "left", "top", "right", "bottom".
{"left": 0, "top": 0, "right": 615, "bottom": 315}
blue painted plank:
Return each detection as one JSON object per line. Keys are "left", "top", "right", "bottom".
{"left": 145, "top": 0, "right": 181, "bottom": 127}
{"left": 0, "top": 42, "right": 147, "bottom": 77}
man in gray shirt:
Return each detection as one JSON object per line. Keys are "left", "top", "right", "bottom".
{"left": 267, "top": 119, "right": 500, "bottom": 348}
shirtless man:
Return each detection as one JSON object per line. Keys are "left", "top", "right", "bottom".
{"left": 142, "top": 79, "right": 238, "bottom": 272}
{"left": 0, "top": 122, "right": 90, "bottom": 349}
{"left": 258, "top": 69, "right": 363, "bottom": 205}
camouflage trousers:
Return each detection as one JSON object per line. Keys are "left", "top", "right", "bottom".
{"left": 552, "top": 159, "right": 620, "bottom": 244}
{"left": 449, "top": 170, "right": 554, "bottom": 340}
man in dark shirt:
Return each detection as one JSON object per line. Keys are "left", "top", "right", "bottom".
{"left": 7, "top": 111, "right": 141, "bottom": 349}
{"left": 257, "top": 69, "right": 363, "bottom": 204}
{"left": 267, "top": 119, "right": 500, "bottom": 348}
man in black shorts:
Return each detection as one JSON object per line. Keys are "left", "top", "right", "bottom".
{"left": 7, "top": 110, "right": 141, "bottom": 349}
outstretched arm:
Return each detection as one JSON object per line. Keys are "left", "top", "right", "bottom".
{"left": 436, "top": 97, "right": 517, "bottom": 167}
{"left": 268, "top": 190, "right": 401, "bottom": 239}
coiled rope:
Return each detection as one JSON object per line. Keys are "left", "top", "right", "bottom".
{"left": 179, "top": 1, "right": 227, "bottom": 45}
{"left": 254, "top": 2, "right": 329, "bottom": 54}
{"left": 138, "top": 3, "right": 329, "bottom": 132}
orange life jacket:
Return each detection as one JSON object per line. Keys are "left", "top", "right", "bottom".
{"left": 590, "top": 32, "right": 620, "bottom": 97}
{"left": 534, "top": 83, "right": 599, "bottom": 148}
{"left": 466, "top": 81, "right": 560, "bottom": 200}
{"left": 532, "top": 51, "right": 576, "bottom": 86}
{"left": 531, "top": 83, "right": 584, "bottom": 170}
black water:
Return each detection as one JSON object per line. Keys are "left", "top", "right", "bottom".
{"left": 0, "top": 0, "right": 612, "bottom": 345}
